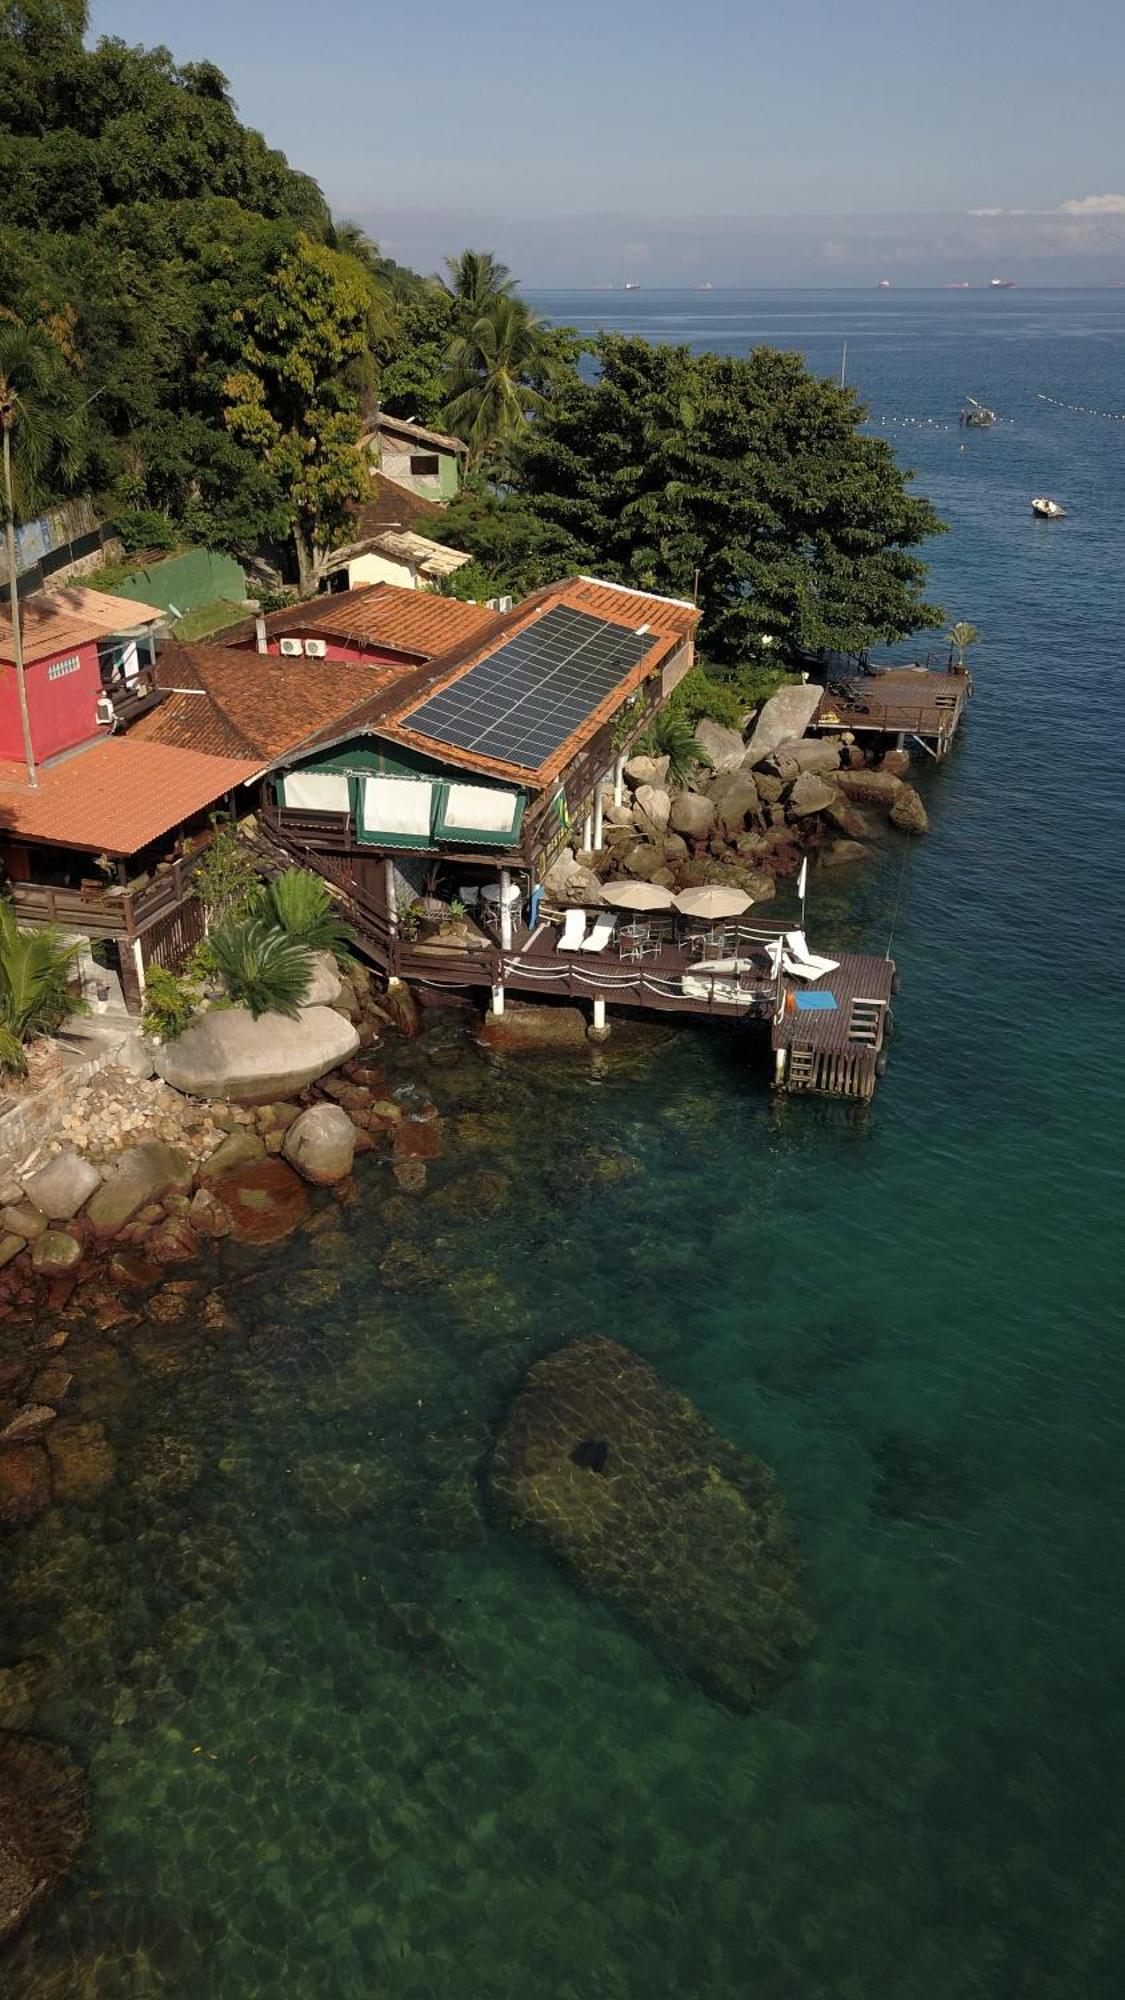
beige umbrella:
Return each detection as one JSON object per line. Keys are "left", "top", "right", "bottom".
{"left": 600, "top": 880, "right": 676, "bottom": 911}
{"left": 673, "top": 885, "right": 754, "bottom": 920}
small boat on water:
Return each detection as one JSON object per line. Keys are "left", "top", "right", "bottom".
{"left": 1032, "top": 496, "right": 1066, "bottom": 519}
{"left": 960, "top": 396, "right": 996, "bottom": 428}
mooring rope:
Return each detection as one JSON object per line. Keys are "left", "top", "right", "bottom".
{"left": 1037, "top": 392, "right": 1125, "bottom": 421}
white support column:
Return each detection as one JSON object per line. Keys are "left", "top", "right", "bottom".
{"left": 582, "top": 812, "right": 593, "bottom": 853}
{"left": 612, "top": 754, "right": 625, "bottom": 807}
{"left": 498, "top": 868, "right": 513, "bottom": 951}
{"left": 131, "top": 937, "right": 146, "bottom": 1000}
{"left": 590, "top": 995, "right": 609, "bottom": 1042}
{"left": 384, "top": 858, "right": 398, "bottom": 934}
{"left": 491, "top": 981, "right": 506, "bottom": 1017}
{"left": 591, "top": 782, "right": 605, "bottom": 852}
{"left": 774, "top": 1047, "right": 787, "bottom": 1085}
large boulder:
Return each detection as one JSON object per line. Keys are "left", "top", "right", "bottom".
{"left": 541, "top": 847, "right": 604, "bottom": 908}
{"left": 491, "top": 1337, "right": 812, "bottom": 1710}
{"left": 21, "top": 1150, "right": 101, "bottom": 1222}
{"left": 632, "top": 784, "right": 671, "bottom": 839}
{"left": 834, "top": 769, "right": 904, "bottom": 810}
{"left": 694, "top": 718, "right": 745, "bottom": 775}
{"left": 620, "top": 843, "right": 667, "bottom": 881}
{"left": 0, "top": 1734, "right": 89, "bottom": 1945}
{"left": 769, "top": 737, "right": 841, "bottom": 776}
{"left": 787, "top": 772, "right": 840, "bottom": 817}
{"left": 890, "top": 785, "right": 929, "bottom": 834}
{"left": 743, "top": 683, "right": 823, "bottom": 765}
{"left": 301, "top": 950, "right": 343, "bottom": 1007}
{"left": 283, "top": 1104, "right": 357, "bottom": 1184}
{"left": 622, "top": 753, "right": 670, "bottom": 790}
{"left": 154, "top": 1004, "right": 359, "bottom": 1104}
{"left": 668, "top": 791, "right": 714, "bottom": 840}
{"left": 709, "top": 771, "right": 762, "bottom": 836}
{"left": 85, "top": 1140, "right": 193, "bottom": 1235}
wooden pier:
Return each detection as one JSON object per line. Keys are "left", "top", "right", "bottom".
{"left": 811, "top": 665, "right": 971, "bottom": 760}
{"left": 255, "top": 810, "right": 895, "bottom": 1100}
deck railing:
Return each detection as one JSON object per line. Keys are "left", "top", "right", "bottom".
{"left": 7, "top": 855, "right": 206, "bottom": 940}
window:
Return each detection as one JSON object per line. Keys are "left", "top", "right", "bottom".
{"left": 281, "top": 771, "right": 350, "bottom": 813}
{"left": 46, "top": 653, "right": 81, "bottom": 682}
{"left": 443, "top": 784, "right": 519, "bottom": 835}
{"left": 409, "top": 454, "right": 441, "bottom": 478}
{"left": 360, "top": 775, "right": 434, "bottom": 843}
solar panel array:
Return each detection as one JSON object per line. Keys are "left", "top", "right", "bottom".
{"left": 399, "top": 606, "right": 652, "bottom": 769}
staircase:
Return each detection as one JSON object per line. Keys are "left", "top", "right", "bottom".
{"left": 786, "top": 1047, "right": 816, "bottom": 1089}
{"left": 848, "top": 997, "right": 885, "bottom": 1046}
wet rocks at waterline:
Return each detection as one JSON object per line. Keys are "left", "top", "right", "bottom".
{"left": 0, "top": 1732, "right": 89, "bottom": 1944}
{"left": 490, "top": 1336, "right": 813, "bottom": 1709}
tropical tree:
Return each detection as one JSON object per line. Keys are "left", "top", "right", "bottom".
{"left": 946, "top": 620, "right": 980, "bottom": 666}
{"left": 441, "top": 249, "right": 516, "bottom": 325}
{"left": 442, "top": 295, "right": 570, "bottom": 471}
{"left": 0, "top": 318, "right": 86, "bottom": 784}
{"left": 0, "top": 899, "right": 80, "bottom": 1073}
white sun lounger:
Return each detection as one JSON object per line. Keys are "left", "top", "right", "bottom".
{"left": 579, "top": 912, "right": 618, "bottom": 953}
{"left": 559, "top": 908, "right": 589, "bottom": 951}
{"left": 783, "top": 952, "right": 841, "bottom": 980}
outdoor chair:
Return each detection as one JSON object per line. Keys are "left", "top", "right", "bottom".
{"left": 559, "top": 908, "right": 589, "bottom": 951}
{"left": 579, "top": 912, "right": 618, "bottom": 953}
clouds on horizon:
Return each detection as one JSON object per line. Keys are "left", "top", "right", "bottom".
{"left": 357, "top": 195, "right": 1125, "bottom": 287}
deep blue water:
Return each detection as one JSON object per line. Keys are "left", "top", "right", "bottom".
{"left": 5, "top": 291, "right": 1125, "bottom": 1998}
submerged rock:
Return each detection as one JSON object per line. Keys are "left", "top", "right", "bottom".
{"left": 0, "top": 1444, "right": 52, "bottom": 1525}
{"left": 46, "top": 1419, "right": 116, "bottom": 1507}
{"left": 0, "top": 1733, "right": 88, "bottom": 1944}
{"left": 491, "top": 1336, "right": 812, "bottom": 1709}
{"left": 210, "top": 1158, "right": 309, "bottom": 1245}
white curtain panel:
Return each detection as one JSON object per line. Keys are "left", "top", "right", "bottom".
{"left": 443, "top": 783, "right": 518, "bottom": 834}
{"left": 281, "top": 770, "right": 351, "bottom": 812}
{"left": 361, "top": 775, "right": 433, "bottom": 837}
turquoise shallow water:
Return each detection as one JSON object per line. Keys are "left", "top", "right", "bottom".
{"left": 5, "top": 291, "right": 1125, "bottom": 1997}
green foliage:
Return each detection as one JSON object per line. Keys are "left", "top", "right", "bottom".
{"left": 264, "top": 868, "right": 352, "bottom": 960}
{"left": 947, "top": 620, "right": 980, "bottom": 664}
{"left": 440, "top": 558, "right": 502, "bottom": 604}
{"left": 109, "top": 505, "right": 176, "bottom": 552}
{"left": 0, "top": 899, "right": 80, "bottom": 1070}
{"left": 193, "top": 822, "right": 263, "bottom": 924}
{"left": 0, "top": 318, "right": 88, "bottom": 521}
{"left": 140, "top": 962, "right": 200, "bottom": 1042}
{"left": 635, "top": 710, "right": 705, "bottom": 787}
{"left": 485, "top": 335, "right": 945, "bottom": 664}
{"left": 207, "top": 916, "right": 313, "bottom": 1019}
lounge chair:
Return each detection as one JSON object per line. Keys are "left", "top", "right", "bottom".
{"left": 559, "top": 908, "right": 589, "bottom": 951}
{"left": 579, "top": 911, "right": 618, "bottom": 953}
{"left": 783, "top": 952, "right": 841, "bottom": 980}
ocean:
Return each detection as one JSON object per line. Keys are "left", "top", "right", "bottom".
{"left": 5, "top": 290, "right": 1124, "bottom": 1999}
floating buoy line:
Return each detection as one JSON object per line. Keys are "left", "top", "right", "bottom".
{"left": 1037, "top": 392, "right": 1125, "bottom": 421}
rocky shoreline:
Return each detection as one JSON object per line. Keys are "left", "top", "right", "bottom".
{"left": 541, "top": 683, "right": 928, "bottom": 910}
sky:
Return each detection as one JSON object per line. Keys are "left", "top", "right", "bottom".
{"left": 93, "top": 0, "right": 1125, "bottom": 285}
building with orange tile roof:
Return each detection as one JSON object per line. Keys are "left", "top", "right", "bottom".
{"left": 0, "top": 583, "right": 166, "bottom": 767}
{"left": 221, "top": 581, "right": 493, "bottom": 665}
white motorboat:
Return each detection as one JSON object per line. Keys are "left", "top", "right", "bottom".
{"left": 1032, "top": 496, "right": 1066, "bottom": 519}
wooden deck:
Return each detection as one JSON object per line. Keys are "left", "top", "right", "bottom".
{"left": 812, "top": 666, "right": 971, "bottom": 757}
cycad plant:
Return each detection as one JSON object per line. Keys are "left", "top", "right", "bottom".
{"left": 0, "top": 900, "right": 81, "bottom": 1073}
{"left": 208, "top": 916, "right": 314, "bottom": 1020}
{"left": 264, "top": 868, "right": 353, "bottom": 961}
{"left": 635, "top": 710, "right": 705, "bottom": 788}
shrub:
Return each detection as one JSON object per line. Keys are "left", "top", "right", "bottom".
{"left": 0, "top": 902, "right": 81, "bottom": 1073}
{"left": 194, "top": 822, "right": 264, "bottom": 924}
{"left": 209, "top": 917, "right": 314, "bottom": 1019}
{"left": 109, "top": 507, "right": 177, "bottom": 554}
{"left": 635, "top": 710, "right": 704, "bottom": 787}
{"left": 264, "top": 868, "right": 353, "bottom": 961}
{"left": 666, "top": 665, "right": 744, "bottom": 730}
{"left": 141, "top": 964, "right": 200, "bottom": 1042}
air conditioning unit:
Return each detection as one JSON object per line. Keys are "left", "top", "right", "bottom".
{"left": 304, "top": 638, "right": 327, "bottom": 658}
{"left": 279, "top": 637, "right": 304, "bottom": 658}
{"left": 487, "top": 594, "right": 514, "bottom": 613}
{"left": 94, "top": 693, "right": 116, "bottom": 727}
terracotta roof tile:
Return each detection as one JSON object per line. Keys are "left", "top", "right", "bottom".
{"left": 0, "top": 585, "right": 165, "bottom": 666}
{"left": 218, "top": 582, "right": 492, "bottom": 659}
{"left": 131, "top": 642, "right": 413, "bottom": 762}
{"left": 0, "top": 739, "right": 260, "bottom": 855}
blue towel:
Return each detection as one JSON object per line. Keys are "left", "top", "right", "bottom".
{"left": 794, "top": 991, "right": 838, "bottom": 1012}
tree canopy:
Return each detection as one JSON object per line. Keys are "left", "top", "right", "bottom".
{"left": 437, "top": 336, "right": 945, "bottom": 663}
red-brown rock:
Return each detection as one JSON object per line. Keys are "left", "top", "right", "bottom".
{"left": 0, "top": 1443, "right": 52, "bottom": 1524}
{"left": 210, "top": 1159, "right": 310, "bottom": 1245}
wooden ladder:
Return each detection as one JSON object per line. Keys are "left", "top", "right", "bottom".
{"left": 786, "top": 1046, "right": 816, "bottom": 1090}
{"left": 848, "top": 997, "right": 884, "bottom": 1046}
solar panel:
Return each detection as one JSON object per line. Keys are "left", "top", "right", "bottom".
{"left": 399, "top": 606, "right": 652, "bottom": 769}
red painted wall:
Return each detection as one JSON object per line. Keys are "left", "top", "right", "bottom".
{"left": 0, "top": 639, "right": 102, "bottom": 763}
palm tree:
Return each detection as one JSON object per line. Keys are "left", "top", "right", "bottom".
{"left": 0, "top": 322, "right": 84, "bottom": 787}
{"left": 441, "top": 249, "right": 516, "bottom": 325}
{"left": 0, "top": 899, "right": 80, "bottom": 1074}
{"left": 442, "top": 296, "right": 564, "bottom": 470}
{"left": 946, "top": 620, "right": 980, "bottom": 668}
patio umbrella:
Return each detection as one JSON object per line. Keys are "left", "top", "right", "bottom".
{"left": 672, "top": 885, "right": 754, "bottom": 921}
{"left": 600, "top": 880, "right": 676, "bottom": 911}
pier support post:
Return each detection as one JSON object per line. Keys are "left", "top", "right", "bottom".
{"left": 384, "top": 859, "right": 398, "bottom": 935}
{"left": 592, "top": 782, "right": 605, "bottom": 852}
{"left": 589, "top": 995, "right": 610, "bottom": 1043}
{"left": 774, "top": 1047, "right": 787, "bottom": 1086}
{"left": 491, "top": 981, "right": 505, "bottom": 1017}
{"left": 612, "top": 755, "right": 625, "bottom": 807}
{"left": 498, "top": 868, "right": 513, "bottom": 951}
{"left": 582, "top": 811, "right": 593, "bottom": 852}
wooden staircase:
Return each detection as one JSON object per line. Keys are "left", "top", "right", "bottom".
{"left": 848, "top": 997, "right": 886, "bottom": 1046}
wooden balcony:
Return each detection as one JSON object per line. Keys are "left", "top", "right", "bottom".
{"left": 7, "top": 855, "right": 204, "bottom": 941}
